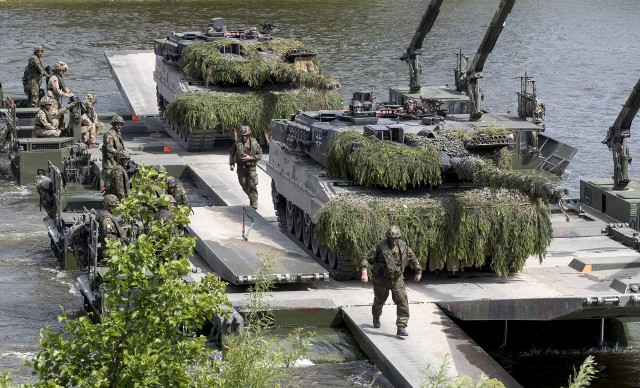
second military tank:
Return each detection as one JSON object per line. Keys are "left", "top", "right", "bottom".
{"left": 154, "top": 17, "right": 342, "bottom": 151}
{"left": 266, "top": 0, "right": 577, "bottom": 280}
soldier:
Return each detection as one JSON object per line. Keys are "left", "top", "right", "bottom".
{"left": 166, "top": 176, "right": 190, "bottom": 208}
{"left": 80, "top": 93, "right": 104, "bottom": 148}
{"left": 350, "top": 99, "right": 363, "bottom": 115}
{"left": 360, "top": 225, "right": 422, "bottom": 337}
{"left": 33, "top": 96, "right": 75, "bottom": 138}
{"left": 404, "top": 99, "right": 417, "bottom": 115}
{"left": 229, "top": 125, "right": 262, "bottom": 209}
{"left": 96, "top": 194, "right": 123, "bottom": 263}
{"left": 102, "top": 115, "right": 125, "bottom": 175}
{"left": 22, "top": 45, "right": 48, "bottom": 107}
{"left": 105, "top": 150, "right": 131, "bottom": 200}
{"left": 154, "top": 195, "right": 184, "bottom": 241}
{"left": 47, "top": 61, "right": 74, "bottom": 111}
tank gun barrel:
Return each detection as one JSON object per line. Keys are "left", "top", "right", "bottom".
{"left": 604, "top": 76, "right": 640, "bottom": 190}
{"left": 399, "top": 0, "right": 443, "bottom": 93}
{"left": 454, "top": 0, "right": 516, "bottom": 120}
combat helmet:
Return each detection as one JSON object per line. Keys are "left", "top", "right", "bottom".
{"left": 153, "top": 165, "right": 166, "bottom": 174}
{"left": 117, "top": 150, "right": 130, "bottom": 160}
{"left": 404, "top": 99, "right": 416, "bottom": 109}
{"left": 84, "top": 93, "right": 97, "bottom": 105}
{"left": 386, "top": 225, "right": 402, "bottom": 239}
{"left": 110, "top": 115, "right": 124, "bottom": 125}
{"left": 34, "top": 45, "right": 44, "bottom": 53}
{"left": 166, "top": 176, "right": 177, "bottom": 188}
{"left": 103, "top": 194, "right": 119, "bottom": 208}
{"left": 54, "top": 61, "right": 68, "bottom": 72}
{"left": 39, "top": 96, "right": 52, "bottom": 107}
{"left": 350, "top": 99, "right": 363, "bottom": 112}
{"left": 238, "top": 126, "right": 251, "bottom": 136}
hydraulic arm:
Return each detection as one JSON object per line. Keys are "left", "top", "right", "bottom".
{"left": 399, "top": 0, "right": 443, "bottom": 93}
{"left": 603, "top": 77, "right": 640, "bottom": 190}
{"left": 454, "top": 0, "right": 516, "bottom": 120}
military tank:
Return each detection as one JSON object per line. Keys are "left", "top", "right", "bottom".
{"left": 266, "top": 0, "right": 577, "bottom": 280}
{"left": 153, "top": 17, "right": 342, "bottom": 151}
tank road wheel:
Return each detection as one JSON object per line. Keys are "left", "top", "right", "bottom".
{"left": 302, "top": 213, "right": 312, "bottom": 249}
{"left": 319, "top": 244, "right": 329, "bottom": 264}
{"left": 327, "top": 249, "right": 338, "bottom": 270}
{"left": 332, "top": 248, "right": 359, "bottom": 280}
{"left": 310, "top": 223, "right": 320, "bottom": 256}
{"left": 294, "top": 206, "right": 304, "bottom": 240}
{"left": 285, "top": 200, "right": 295, "bottom": 234}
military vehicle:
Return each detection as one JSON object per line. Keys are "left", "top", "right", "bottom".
{"left": 578, "top": 76, "right": 640, "bottom": 229}
{"left": 388, "top": 0, "right": 576, "bottom": 175}
{"left": 154, "top": 17, "right": 341, "bottom": 151}
{"left": 266, "top": 0, "right": 577, "bottom": 280}
{"left": 4, "top": 96, "right": 117, "bottom": 188}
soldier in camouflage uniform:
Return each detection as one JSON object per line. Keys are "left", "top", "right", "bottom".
{"left": 102, "top": 115, "right": 125, "bottom": 175}
{"left": 96, "top": 194, "right": 123, "bottom": 263}
{"left": 361, "top": 225, "right": 422, "bottom": 337}
{"left": 105, "top": 150, "right": 131, "bottom": 200}
{"left": 229, "top": 126, "right": 262, "bottom": 209}
{"left": 33, "top": 96, "right": 75, "bottom": 138}
{"left": 80, "top": 93, "right": 103, "bottom": 148}
{"left": 167, "top": 176, "right": 190, "bottom": 208}
{"left": 47, "top": 61, "right": 74, "bottom": 111}
{"left": 22, "top": 45, "right": 47, "bottom": 107}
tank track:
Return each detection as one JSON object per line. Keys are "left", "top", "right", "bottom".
{"left": 163, "top": 117, "right": 217, "bottom": 152}
{"left": 157, "top": 92, "right": 220, "bottom": 152}
{"left": 272, "top": 182, "right": 358, "bottom": 280}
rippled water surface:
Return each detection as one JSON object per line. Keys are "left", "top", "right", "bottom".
{"left": 2, "top": 0, "right": 640, "bottom": 386}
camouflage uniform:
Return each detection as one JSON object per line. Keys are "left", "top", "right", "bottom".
{"left": 96, "top": 195, "right": 122, "bottom": 263}
{"left": 105, "top": 165, "right": 130, "bottom": 200}
{"left": 102, "top": 116, "right": 125, "bottom": 175}
{"left": 47, "top": 62, "right": 73, "bottom": 110}
{"left": 80, "top": 93, "right": 104, "bottom": 146}
{"left": 33, "top": 97, "right": 61, "bottom": 137}
{"left": 229, "top": 126, "right": 262, "bottom": 209}
{"left": 22, "top": 46, "right": 47, "bottom": 107}
{"left": 167, "top": 176, "right": 189, "bottom": 208}
{"left": 361, "top": 235, "right": 422, "bottom": 328}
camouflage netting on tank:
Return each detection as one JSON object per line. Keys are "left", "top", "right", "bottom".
{"left": 164, "top": 89, "right": 343, "bottom": 136}
{"left": 325, "top": 131, "right": 562, "bottom": 202}
{"left": 443, "top": 126, "right": 510, "bottom": 140}
{"left": 180, "top": 39, "right": 339, "bottom": 90}
{"left": 314, "top": 190, "right": 552, "bottom": 278}
{"left": 325, "top": 131, "right": 442, "bottom": 189}
{"left": 453, "top": 158, "right": 568, "bottom": 203}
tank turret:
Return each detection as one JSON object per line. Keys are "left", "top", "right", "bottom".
{"left": 153, "top": 17, "right": 342, "bottom": 151}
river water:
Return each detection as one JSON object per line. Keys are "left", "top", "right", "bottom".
{"left": 1, "top": 0, "right": 640, "bottom": 386}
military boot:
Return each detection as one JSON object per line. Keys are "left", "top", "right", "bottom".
{"left": 372, "top": 316, "right": 381, "bottom": 328}
{"left": 396, "top": 326, "right": 408, "bottom": 336}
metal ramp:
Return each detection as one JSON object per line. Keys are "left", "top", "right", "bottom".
{"left": 188, "top": 206, "right": 328, "bottom": 285}
{"left": 105, "top": 50, "right": 159, "bottom": 116}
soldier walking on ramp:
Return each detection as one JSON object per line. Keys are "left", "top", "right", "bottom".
{"left": 361, "top": 225, "right": 422, "bottom": 337}
{"left": 229, "top": 126, "right": 262, "bottom": 209}
{"left": 22, "top": 45, "right": 47, "bottom": 107}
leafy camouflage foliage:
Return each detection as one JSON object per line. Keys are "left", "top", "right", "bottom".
{"left": 164, "top": 89, "right": 343, "bottom": 137}
{"left": 180, "top": 39, "right": 339, "bottom": 90}
{"left": 325, "top": 131, "right": 442, "bottom": 189}
{"left": 315, "top": 190, "right": 552, "bottom": 278}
